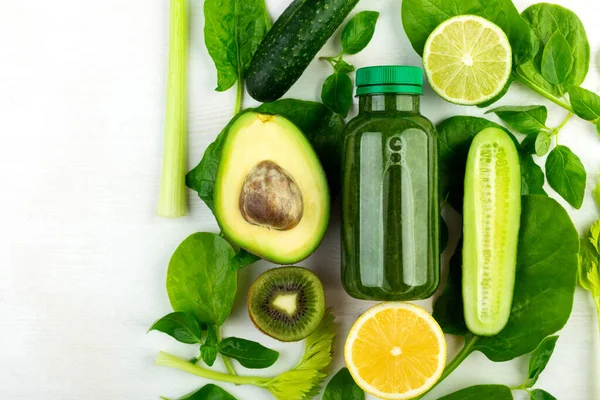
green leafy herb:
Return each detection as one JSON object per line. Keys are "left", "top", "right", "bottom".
{"left": 334, "top": 60, "right": 355, "bottom": 74}
{"left": 518, "top": 3, "right": 589, "bottom": 97}
{"left": 201, "top": 325, "right": 219, "bottom": 367}
{"left": 229, "top": 250, "right": 260, "bottom": 271}
{"left": 525, "top": 336, "right": 559, "bottom": 388}
{"left": 218, "top": 337, "right": 279, "bottom": 369}
{"left": 488, "top": 105, "right": 548, "bottom": 135}
{"left": 594, "top": 177, "right": 600, "bottom": 209}
{"left": 540, "top": 31, "right": 573, "bottom": 87}
{"left": 521, "top": 133, "right": 538, "bottom": 155}
{"left": 534, "top": 131, "right": 552, "bottom": 157}
{"left": 166, "top": 233, "right": 237, "bottom": 326}
{"left": 341, "top": 11, "right": 380, "bottom": 55}
{"left": 438, "top": 385, "right": 513, "bottom": 400}
{"left": 161, "top": 384, "right": 237, "bottom": 400}
{"left": 597, "top": 120, "right": 600, "bottom": 136}
{"left": 578, "top": 220, "right": 600, "bottom": 335}
{"left": 322, "top": 368, "right": 364, "bottom": 400}
{"left": 401, "top": 0, "right": 537, "bottom": 65}
{"left": 149, "top": 312, "right": 204, "bottom": 344}
{"left": 530, "top": 389, "right": 557, "bottom": 400}
{"left": 321, "top": 72, "right": 354, "bottom": 117}
{"left": 155, "top": 310, "right": 336, "bottom": 400}
{"left": 203, "top": 0, "right": 271, "bottom": 110}
{"left": 157, "top": 0, "right": 188, "bottom": 218}
{"left": 569, "top": 86, "right": 600, "bottom": 121}
{"left": 545, "top": 145, "right": 587, "bottom": 209}
{"left": 519, "top": 154, "right": 547, "bottom": 196}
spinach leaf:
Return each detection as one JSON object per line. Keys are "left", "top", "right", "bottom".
{"left": 525, "top": 336, "right": 559, "bottom": 388}
{"left": 321, "top": 72, "right": 354, "bottom": 117}
{"left": 201, "top": 325, "right": 219, "bottom": 367}
{"left": 162, "top": 384, "right": 237, "bottom": 400}
{"left": 472, "top": 195, "right": 579, "bottom": 361}
{"left": 203, "top": 0, "right": 271, "bottom": 92}
{"left": 530, "top": 389, "right": 557, "bottom": 400}
{"left": 519, "top": 4, "right": 590, "bottom": 96}
{"left": 322, "top": 367, "right": 364, "bottom": 400}
{"left": 569, "top": 86, "right": 600, "bottom": 121}
{"left": 167, "top": 233, "right": 237, "bottom": 326}
{"left": 520, "top": 154, "right": 547, "bottom": 196}
{"left": 487, "top": 105, "right": 548, "bottom": 135}
{"left": 437, "top": 116, "right": 511, "bottom": 210}
{"left": 545, "top": 145, "right": 587, "bottom": 209}
{"left": 341, "top": 11, "right": 380, "bottom": 55}
{"left": 434, "top": 196, "right": 579, "bottom": 361}
{"left": 401, "top": 0, "right": 537, "bottom": 65}
{"left": 229, "top": 250, "right": 260, "bottom": 271}
{"left": 437, "top": 385, "right": 513, "bottom": 400}
{"left": 540, "top": 32, "right": 573, "bottom": 86}
{"left": 521, "top": 133, "right": 538, "bottom": 155}
{"left": 432, "top": 239, "right": 468, "bottom": 336}
{"left": 534, "top": 131, "right": 552, "bottom": 157}
{"left": 335, "top": 60, "right": 355, "bottom": 74}
{"left": 149, "top": 312, "right": 204, "bottom": 344}
{"left": 218, "top": 337, "right": 279, "bottom": 369}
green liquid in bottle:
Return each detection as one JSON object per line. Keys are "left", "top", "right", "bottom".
{"left": 341, "top": 66, "right": 440, "bottom": 301}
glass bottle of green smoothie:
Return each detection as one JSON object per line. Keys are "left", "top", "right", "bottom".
{"left": 341, "top": 66, "right": 440, "bottom": 301}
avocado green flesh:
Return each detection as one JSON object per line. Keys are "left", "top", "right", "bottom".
{"left": 214, "top": 111, "right": 330, "bottom": 264}
{"left": 463, "top": 127, "right": 521, "bottom": 336}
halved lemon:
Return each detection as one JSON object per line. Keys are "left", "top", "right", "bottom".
{"left": 423, "top": 15, "right": 512, "bottom": 105}
{"left": 344, "top": 302, "right": 446, "bottom": 399}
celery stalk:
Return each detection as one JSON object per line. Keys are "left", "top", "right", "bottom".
{"left": 157, "top": 0, "right": 188, "bottom": 218}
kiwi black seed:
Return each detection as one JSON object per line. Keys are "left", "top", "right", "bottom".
{"left": 248, "top": 266, "right": 325, "bottom": 342}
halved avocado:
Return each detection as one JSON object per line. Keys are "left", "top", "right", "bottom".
{"left": 214, "top": 111, "right": 330, "bottom": 264}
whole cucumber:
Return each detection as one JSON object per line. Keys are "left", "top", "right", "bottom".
{"left": 246, "top": 0, "right": 359, "bottom": 103}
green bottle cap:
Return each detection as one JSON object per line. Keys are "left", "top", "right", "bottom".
{"left": 356, "top": 65, "right": 423, "bottom": 96}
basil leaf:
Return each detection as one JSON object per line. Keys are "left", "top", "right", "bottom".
{"left": 534, "top": 131, "right": 552, "bottom": 157}
{"left": 341, "top": 11, "right": 380, "bottom": 55}
{"left": 487, "top": 105, "right": 548, "bottom": 135}
{"left": 322, "top": 367, "right": 364, "bottom": 400}
{"left": 167, "top": 233, "right": 237, "bottom": 326}
{"left": 569, "top": 86, "right": 600, "bottom": 121}
{"left": 321, "top": 72, "right": 354, "bottom": 117}
{"left": 230, "top": 249, "right": 260, "bottom": 271}
{"left": 149, "top": 312, "right": 204, "bottom": 344}
{"left": 218, "top": 337, "right": 279, "bottom": 369}
{"left": 203, "top": 0, "right": 271, "bottom": 92}
{"left": 520, "top": 154, "right": 547, "bottom": 196}
{"left": 530, "top": 389, "right": 557, "bottom": 400}
{"left": 541, "top": 32, "right": 573, "bottom": 86}
{"left": 200, "top": 325, "right": 218, "bottom": 367}
{"left": 437, "top": 385, "right": 513, "bottom": 400}
{"left": 435, "top": 196, "right": 579, "bottom": 361}
{"left": 163, "top": 384, "right": 237, "bottom": 400}
{"left": 545, "top": 145, "right": 587, "bottom": 209}
{"left": 519, "top": 4, "right": 590, "bottom": 95}
{"left": 525, "top": 336, "right": 559, "bottom": 387}
{"left": 401, "top": 0, "right": 537, "bottom": 65}
{"left": 472, "top": 195, "right": 579, "bottom": 361}
{"left": 335, "top": 60, "right": 355, "bottom": 74}
{"left": 432, "top": 239, "right": 468, "bottom": 336}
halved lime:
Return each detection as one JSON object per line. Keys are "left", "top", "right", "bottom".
{"left": 423, "top": 15, "right": 512, "bottom": 105}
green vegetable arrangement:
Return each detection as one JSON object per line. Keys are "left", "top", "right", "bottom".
{"left": 402, "top": 0, "right": 597, "bottom": 210}
{"left": 579, "top": 183, "right": 600, "bottom": 338}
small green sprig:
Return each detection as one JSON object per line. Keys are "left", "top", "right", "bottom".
{"left": 319, "top": 11, "right": 380, "bottom": 117}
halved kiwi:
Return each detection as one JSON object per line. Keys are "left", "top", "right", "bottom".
{"left": 248, "top": 266, "right": 325, "bottom": 342}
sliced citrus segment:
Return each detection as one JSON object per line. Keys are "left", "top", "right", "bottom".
{"left": 344, "top": 302, "right": 446, "bottom": 399}
{"left": 423, "top": 15, "right": 512, "bottom": 105}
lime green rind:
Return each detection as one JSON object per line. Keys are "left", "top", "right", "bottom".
{"left": 463, "top": 127, "right": 522, "bottom": 336}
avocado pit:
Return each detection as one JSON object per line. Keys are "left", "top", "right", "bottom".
{"left": 240, "top": 160, "right": 304, "bottom": 230}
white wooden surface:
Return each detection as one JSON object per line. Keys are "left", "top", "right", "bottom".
{"left": 1, "top": 0, "right": 599, "bottom": 399}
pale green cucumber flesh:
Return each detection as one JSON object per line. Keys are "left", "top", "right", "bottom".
{"left": 463, "top": 127, "right": 521, "bottom": 336}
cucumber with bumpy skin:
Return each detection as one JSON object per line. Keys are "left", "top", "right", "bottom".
{"left": 463, "top": 127, "right": 521, "bottom": 336}
{"left": 246, "top": 0, "right": 359, "bottom": 103}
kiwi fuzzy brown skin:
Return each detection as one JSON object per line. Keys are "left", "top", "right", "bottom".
{"left": 247, "top": 266, "right": 325, "bottom": 342}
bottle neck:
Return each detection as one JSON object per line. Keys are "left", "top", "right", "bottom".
{"left": 358, "top": 93, "right": 421, "bottom": 114}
